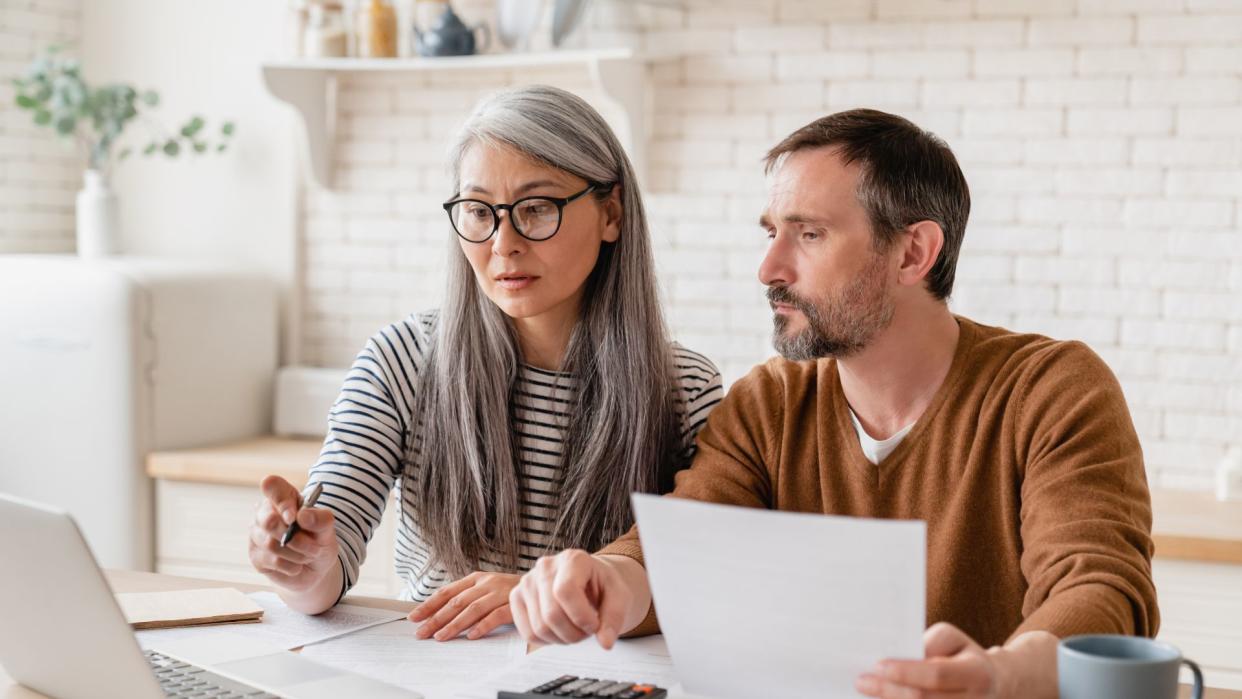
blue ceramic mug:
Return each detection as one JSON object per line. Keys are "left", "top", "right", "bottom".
{"left": 1058, "top": 635, "right": 1204, "bottom": 699}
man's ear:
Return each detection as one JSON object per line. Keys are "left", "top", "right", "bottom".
{"left": 601, "top": 185, "right": 622, "bottom": 243}
{"left": 897, "top": 220, "right": 944, "bottom": 288}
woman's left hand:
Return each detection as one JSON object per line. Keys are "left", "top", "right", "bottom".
{"left": 409, "top": 572, "right": 521, "bottom": 641}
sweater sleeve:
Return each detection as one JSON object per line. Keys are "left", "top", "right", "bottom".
{"left": 598, "top": 361, "right": 783, "bottom": 637}
{"left": 1010, "top": 341, "right": 1159, "bottom": 640}
{"left": 306, "top": 315, "right": 430, "bottom": 603}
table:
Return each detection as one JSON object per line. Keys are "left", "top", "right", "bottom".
{"left": 1, "top": 571, "right": 1235, "bottom": 699}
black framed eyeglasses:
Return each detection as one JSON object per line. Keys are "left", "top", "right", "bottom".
{"left": 443, "top": 182, "right": 613, "bottom": 243}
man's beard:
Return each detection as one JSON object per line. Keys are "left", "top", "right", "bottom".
{"left": 767, "top": 252, "right": 895, "bottom": 361}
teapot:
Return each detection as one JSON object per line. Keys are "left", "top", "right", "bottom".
{"left": 414, "top": 3, "right": 490, "bottom": 57}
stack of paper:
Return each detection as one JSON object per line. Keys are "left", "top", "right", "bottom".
{"left": 116, "top": 588, "right": 264, "bottom": 629}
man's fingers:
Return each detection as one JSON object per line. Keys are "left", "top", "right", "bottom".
{"left": 410, "top": 575, "right": 477, "bottom": 622}
{"left": 522, "top": 584, "right": 557, "bottom": 644}
{"left": 537, "top": 576, "right": 591, "bottom": 644}
{"left": 879, "top": 657, "right": 989, "bottom": 692}
{"left": 467, "top": 605, "right": 513, "bottom": 640}
{"left": 923, "top": 622, "right": 975, "bottom": 658}
{"left": 856, "top": 673, "right": 965, "bottom": 699}
{"left": 260, "top": 475, "right": 301, "bottom": 524}
{"left": 594, "top": 575, "right": 628, "bottom": 650}
{"left": 509, "top": 585, "right": 534, "bottom": 641}
{"left": 549, "top": 557, "right": 601, "bottom": 635}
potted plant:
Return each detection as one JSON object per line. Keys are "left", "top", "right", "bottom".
{"left": 12, "top": 47, "right": 236, "bottom": 257}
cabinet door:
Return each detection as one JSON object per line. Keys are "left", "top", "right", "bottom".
{"left": 155, "top": 480, "right": 402, "bottom": 597}
{"left": 1154, "top": 558, "right": 1242, "bottom": 691}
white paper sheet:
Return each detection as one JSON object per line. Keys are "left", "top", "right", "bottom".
{"left": 299, "top": 618, "right": 528, "bottom": 699}
{"left": 137, "top": 591, "right": 405, "bottom": 652}
{"left": 632, "top": 494, "right": 926, "bottom": 699}
{"left": 452, "top": 635, "right": 683, "bottom": 699}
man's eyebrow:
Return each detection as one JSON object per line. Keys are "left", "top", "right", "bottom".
{"left": 759, "top": 212, "right": 829, "bottom": 227}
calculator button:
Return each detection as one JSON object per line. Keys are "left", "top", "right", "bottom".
{"left": 534, "top": 675, "right": 579, "bottom": 693}
{"left": 572, "top": 679, "right": 617, "bottom": 697}
{"left": 552, "top": 678, "right": 596, "bottom": 696}
{"left": 593, "top": 681, "right": 637, "bottom": 697}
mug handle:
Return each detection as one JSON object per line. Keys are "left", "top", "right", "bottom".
{"left": 1183, "top": 658, "right": 1205, "bottom": 699}
{"left": 473, "top": 23, "right": 491, "bottom": 54}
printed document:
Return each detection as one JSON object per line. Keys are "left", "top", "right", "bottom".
{"left": 632, "top": 494, "right": 926, "bottom": 699}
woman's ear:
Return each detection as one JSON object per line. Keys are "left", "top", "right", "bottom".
{"left": 601, "top": 185, "right": 622, "bottom": 243}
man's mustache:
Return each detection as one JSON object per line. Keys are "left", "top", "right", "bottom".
{"left": 766, "top": 285, "right": 812, "bottom": 315}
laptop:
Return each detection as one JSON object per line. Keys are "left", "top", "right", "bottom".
{"left": 0, "top": 492, "right": 420, "bottom": 699}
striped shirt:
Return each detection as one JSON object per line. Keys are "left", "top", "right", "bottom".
{"left": 307, "top": 310, "right": 724, "bottom": 602}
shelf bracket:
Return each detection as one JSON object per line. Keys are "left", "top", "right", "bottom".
{"left": 262, "top": 66, "right": 337, "bottom": 189}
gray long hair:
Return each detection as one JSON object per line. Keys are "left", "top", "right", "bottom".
{"left": 409, "top": 85, "right": 680, "bottom": 577}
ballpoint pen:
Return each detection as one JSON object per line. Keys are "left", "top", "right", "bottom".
{"left": 279, "top": 482, "right": 324, "bottom": 547}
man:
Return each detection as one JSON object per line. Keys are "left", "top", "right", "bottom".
{"left": 507, "top": 109, "right": 1158, "bottom": 699}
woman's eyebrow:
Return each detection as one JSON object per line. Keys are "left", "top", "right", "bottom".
{"left": 460, "top": 179, "right": 565, "bottom": 197}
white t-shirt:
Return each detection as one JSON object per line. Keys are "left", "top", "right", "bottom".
{"left": 848, "top": 408, "right": 916, "bottom": 465}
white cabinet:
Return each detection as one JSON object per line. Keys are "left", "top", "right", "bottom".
{"left": 154, "top": 479, "right": 403, "bottom": 598}
{"left": 1154, "top": 558, "right": 1242, "bottom": 691}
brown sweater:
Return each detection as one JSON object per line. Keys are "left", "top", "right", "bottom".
{"left": 600, "top": 316, "right": 1159, "bottom": 646}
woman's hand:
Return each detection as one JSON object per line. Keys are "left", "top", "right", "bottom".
{"left": 248, "top": 475, "right": 340, "bottom": 593}
{"left": 409, "top": 572, "right": 521, "bottom": 641}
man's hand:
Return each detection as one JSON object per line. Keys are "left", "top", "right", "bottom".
{"left": 508, "top": 550, "right": 649, "bottom": 649}
{"left": 409, "top": 572, "right": 521, "bottom": 641}
{"left": 856, "top": 623, "right": 1058, "bottom": 699}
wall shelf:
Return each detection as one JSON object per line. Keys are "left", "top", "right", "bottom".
{"left": 260, "top": 48, "right": 648, "bottom": 189}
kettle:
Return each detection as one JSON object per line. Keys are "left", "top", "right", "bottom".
{"left": 414, "top": 3, "right": 490, "bottom": 57}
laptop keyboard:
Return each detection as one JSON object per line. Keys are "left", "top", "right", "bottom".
{"left": 144, "top": 649, "right": 281, "bottom": 699}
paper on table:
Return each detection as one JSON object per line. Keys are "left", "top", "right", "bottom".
{"left": 299, "top": 618, "right": 527, "bottom": 698}
{"left": 452, "top": 635, "right": 681, "bottom": 699}
{"left": 632, "top": 494, "right": 926, "bottom": 699}
{"left": 137, "top": 591, "right": 404, "bottom": 652}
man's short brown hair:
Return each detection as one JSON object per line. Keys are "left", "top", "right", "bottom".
{"left": 764, "top": 108, "right": 970, "bottom": 300}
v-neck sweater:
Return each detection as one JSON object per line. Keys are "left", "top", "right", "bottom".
{"left": 600, "top": 316, "right": 1159, "bottom": 646}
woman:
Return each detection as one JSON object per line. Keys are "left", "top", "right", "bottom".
{"left": 247, "top": 85, "right": 722, "bottom": 642}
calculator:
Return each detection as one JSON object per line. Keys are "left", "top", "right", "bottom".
{"left": 497, "top": 674, "right": 668, "bottom": 698}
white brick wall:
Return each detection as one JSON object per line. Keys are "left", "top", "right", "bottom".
{"left": 0, "top": 0, "right": 80, "bottom": 253}
{"left": 298, "top": 0, "right": 1242, "bottom": 491}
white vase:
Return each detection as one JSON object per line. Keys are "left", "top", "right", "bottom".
{"left": 76, "top": 169, "right": 121, "bottom": 257}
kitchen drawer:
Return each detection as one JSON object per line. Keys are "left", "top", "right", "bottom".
{"left": 154, "top": 479, "right": 402, "bottom": 597}
{"left": 1154, "top": 558, "right": 1242, "bottom": 690}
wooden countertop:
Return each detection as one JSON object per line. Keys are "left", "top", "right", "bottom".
{"left": 148, "top": 437, "right": 1242, "bottom": 565}
{"left": 147, "top": 436, "right": 321, "bottom": 489}
{"left": 1152, "top": 488, "right": 1242, "bottom": 564}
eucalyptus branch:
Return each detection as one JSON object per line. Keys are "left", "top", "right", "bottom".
{"left": 11, "top": 47, "right": 237, "bottom": 174}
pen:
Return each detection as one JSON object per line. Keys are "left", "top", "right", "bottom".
{"left": 279, "top": 482, "right": 323, "bottom": 548}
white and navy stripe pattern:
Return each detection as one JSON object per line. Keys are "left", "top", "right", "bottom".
{"left": 306, "top": 310, "right": 723, "bottom": 602}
